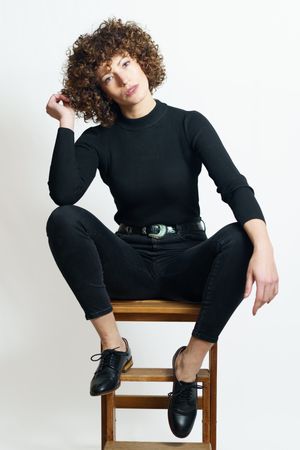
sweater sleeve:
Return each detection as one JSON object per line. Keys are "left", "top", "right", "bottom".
{"left": 47, "top": 126, "right": 103, "bottom": 205}
{"left": 184, "top": 110, "right": 266, "bottom": 226}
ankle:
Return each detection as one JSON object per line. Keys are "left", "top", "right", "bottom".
{"left": 175, "top": 349, "right": 200, "bottom": 381}
{"left": 101, "top": 337, "right": 126, "bottom": 352}
{"left": 182, "top": 347, "right": 205, "bottom": 368}
{"left": 175, "top": 364, "right": 197, "bottom": 383}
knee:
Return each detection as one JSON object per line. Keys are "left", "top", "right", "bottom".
{"left": 46, "top": 205, "right": 79, "bottom": 237}
{"left": 220, "top": 222, "right": 253, "bottom": 259}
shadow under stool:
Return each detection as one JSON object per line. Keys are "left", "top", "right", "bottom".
{"left": 100, "top": 299, "right": 218, "bottom": 450}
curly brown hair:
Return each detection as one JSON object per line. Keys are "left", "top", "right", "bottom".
{"left": 60, "top": 17, "right": 167, "bottom": 128}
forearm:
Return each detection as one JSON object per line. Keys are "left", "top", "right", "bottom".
{"left": 60, "top": 116, "right": 75, "bottom": 130}
{"left": 243, "top": 218, "right": 273, "bottom": 252}
{"left": 47, "top": 127, "right": 99, "bottom": 205}
{"left": 47, "top": 128, "right": 80, "bottom": 204}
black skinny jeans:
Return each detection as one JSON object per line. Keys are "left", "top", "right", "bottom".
{"left": 46, "top": 205, "right": 254, "bottom": 343}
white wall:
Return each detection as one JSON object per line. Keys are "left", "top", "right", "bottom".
{"left": 0, "top": 1, "right": 299, "bottom": 449}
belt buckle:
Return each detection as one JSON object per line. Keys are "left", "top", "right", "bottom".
{"left": 148, "top": 224, "right": 167, "bottom": 239}
{"left": 200, "top": 218, "right": 206, "bottom": 232}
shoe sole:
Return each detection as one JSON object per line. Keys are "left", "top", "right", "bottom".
{"left": 90, "top": 356, "right": 134, "bottom": 397}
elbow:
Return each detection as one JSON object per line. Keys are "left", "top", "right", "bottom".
{"left": 48, "top": 191, "right": 76, "bottom": 206}
{"left": 48, "top": 181, "right": 83, "bottom": 206}
{"left": 223, "top": 185, "right": 267, "bottom": 226}
{"left": 48, "top": 186, "right": 80, "bottom": 205}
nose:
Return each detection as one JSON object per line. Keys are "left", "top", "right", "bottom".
{"left": 116, "top": 73, "right": 129, "bottom": 86}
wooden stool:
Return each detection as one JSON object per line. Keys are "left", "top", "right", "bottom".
{"left": 100, "top": 299, "right": 217, "bottom": 450}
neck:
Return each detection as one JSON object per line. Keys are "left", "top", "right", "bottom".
{"left": 118, "top": 95, "right": 156, "bottom": 120}
{"left": 115, "top": 98, "right": 167, "bottom": 130}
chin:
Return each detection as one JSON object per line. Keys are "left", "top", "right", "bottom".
{"left": 126, "top": 93, "right": 144, "bottom": 105}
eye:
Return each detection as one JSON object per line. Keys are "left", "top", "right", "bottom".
{"left": 103, "top": 60, "right": 130, "bottom": 84}
{"left": 104, "top": 77, "right": 112, "bottom": 84}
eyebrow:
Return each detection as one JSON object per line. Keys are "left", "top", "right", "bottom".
{"left": 100, "top": 57, "right": 125, "bottom": 79}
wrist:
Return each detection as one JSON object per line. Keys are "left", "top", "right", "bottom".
{"left": 253, "top": 239, "right": 273, "bottom": 253}
{"left": 59, "top": 116, "right": 75, "bottom": 130}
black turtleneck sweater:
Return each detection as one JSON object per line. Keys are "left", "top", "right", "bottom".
{"left": 47, "top": 98, "right": 266, "bottom": 227}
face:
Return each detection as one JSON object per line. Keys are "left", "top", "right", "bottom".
{"left": 97, "top": 52, "right": 150, "bottom": 108}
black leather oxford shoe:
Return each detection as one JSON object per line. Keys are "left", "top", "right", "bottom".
{"left": 167, "top": 346, "right": 203, "bottom": 438}
{"left": 89, "top": 337, "right": 133, "bottom": 396}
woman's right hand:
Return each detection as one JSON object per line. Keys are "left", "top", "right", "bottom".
{"left": 46, "top": 92, "right": 76, "bottom": 122}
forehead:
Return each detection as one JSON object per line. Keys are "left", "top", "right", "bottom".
{"left": 98, "top": 52, "right": 130, "bottom": 76}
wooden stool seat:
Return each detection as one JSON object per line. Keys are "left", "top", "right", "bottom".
{"left": 100, "top": 299, "right": 218, "bottom": 450}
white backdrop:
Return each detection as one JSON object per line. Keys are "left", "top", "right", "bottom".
{"left": 1, "top": 1, "right": 299, "bottom": 449}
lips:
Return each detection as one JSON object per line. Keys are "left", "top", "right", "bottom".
{"left": 126, "top": 84, "right": 138, "bottom": 96}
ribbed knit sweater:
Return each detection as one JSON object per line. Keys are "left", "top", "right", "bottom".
{"left": 47, "top": 98, "right": 265, "bottom": 227}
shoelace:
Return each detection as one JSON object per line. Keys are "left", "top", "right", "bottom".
{"left": 168, "top": 381, "right": 203, "bottom": 400}
{"left": 90, "top": 346, "right": 121, "bottom": 373}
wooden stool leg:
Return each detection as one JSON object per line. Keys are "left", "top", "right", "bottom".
{"left": 202, "top": 379, "right": 211, "bottom": 443}
{"left": 101, "top": 392, "right": 116, "bottom": 450}
{"left": 209, "top": 342, "right": 218, "bottom": 450}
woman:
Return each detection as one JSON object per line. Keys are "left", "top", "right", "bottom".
{"left": 45, "top": 17, "right": 279, "bottom": 438}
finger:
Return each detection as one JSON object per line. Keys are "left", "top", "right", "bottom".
{"left": 252, "top": 281, "right": 264, "bottom": 315}
{"left": 252, "top": 296, "right": 265, "bottom": 315}
{"left": 57, "top": 93, "right": 70, "bottom": 101}
{"left": 268, "top": 283, "right": 279, "bottom": 303}
{"left": 252, "top": 299, "right": 262, "bottom": 316}
{"left": 265, "top": 279, "right": 279, "bottom": 304}
{"left": 243, "top": 273, "right": 253, "bottom": 298}
{"left": 46, "top": 94, "right": 57, "bottom": 106}
{"left": 48, "top": 96, "right": 62, "bottom": 108}
{"left": 263, "top": 283, "right": 273, "bottom": 304}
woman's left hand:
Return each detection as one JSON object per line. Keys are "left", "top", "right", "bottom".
{"left": 243, "top": 245, "right": 279, "bottom": 316}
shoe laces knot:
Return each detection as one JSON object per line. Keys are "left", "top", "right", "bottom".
{"left": 90, "top": 346, "right": 121, "bottom": 373}
{"left": 167, "top": 381, "right": 203, "bottom": 400}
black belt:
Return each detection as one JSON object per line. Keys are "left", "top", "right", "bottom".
{"left": 117, "top": 218, "right": 206, "bottom": 239}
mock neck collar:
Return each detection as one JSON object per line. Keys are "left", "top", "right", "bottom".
{"left": 115, "top": 98, "right": 167, "bottom": 130}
